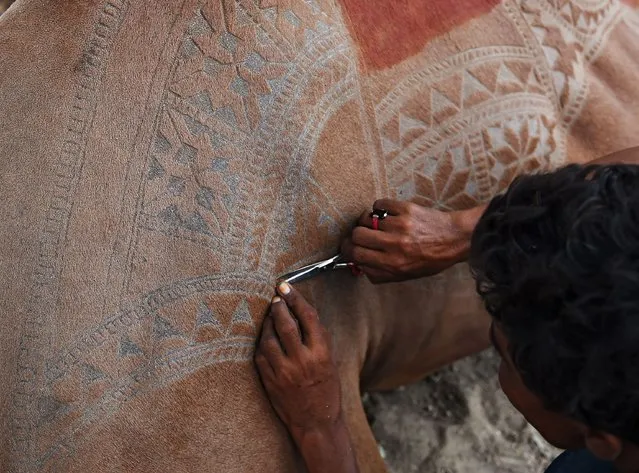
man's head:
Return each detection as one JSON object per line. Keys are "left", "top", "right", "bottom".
{"left": 470, "top": 164, "right": 639, "bottom": 465}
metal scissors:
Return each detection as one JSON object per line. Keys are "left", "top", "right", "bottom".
{"left": 277, "top": 254, "right": 359, "bottom": 284}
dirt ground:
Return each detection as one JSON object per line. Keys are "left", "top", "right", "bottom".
{"left": 0, "top": 0, "right": 12, "bottom": 14}
{"left": 363, "top": 350, "right": 560, "bottom": 473}
{"left": 0, "top": 3, "right": 557, "bottom": 471}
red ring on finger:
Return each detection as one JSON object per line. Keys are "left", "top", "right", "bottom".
{"left": 348, "top": 263, "right": 364, "bottom": 276}
{"left": 372, "top": 215, "right": 379, "bottom": 231}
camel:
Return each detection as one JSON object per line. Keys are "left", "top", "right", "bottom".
{"left": 1, "top": 0, "right": 638, "bottom": 471}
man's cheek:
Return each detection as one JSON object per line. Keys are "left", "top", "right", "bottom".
{"left": 497, "top": 362, "right": 526, "bottom": 414}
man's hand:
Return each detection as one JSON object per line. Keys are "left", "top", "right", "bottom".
{"left": 341, "top": 199, "right": 484, "bottom": 283}
{"left": 255, "top": 282, "right": 359, "bottom": 473}
{"left": 255, "top": 282, "right": 341, "bottom": 438}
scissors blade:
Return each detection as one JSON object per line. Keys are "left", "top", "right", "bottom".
{"left": 278, "top": 254, "right": 342, "bottom": 284}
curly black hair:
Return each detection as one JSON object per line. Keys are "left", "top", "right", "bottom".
{"left": 470, "top": 163, "right": 639, "bottom": 444}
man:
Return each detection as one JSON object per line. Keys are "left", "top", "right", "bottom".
{"left": 256, "top": 151, "right": 639, "bottom": 473}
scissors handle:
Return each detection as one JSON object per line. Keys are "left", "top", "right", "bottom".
{"left": 333, "top": 262, "right": 353, "bottom": 269}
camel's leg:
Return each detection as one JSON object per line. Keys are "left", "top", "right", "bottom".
{"left": 315, "top": 265, "right": 491, "bottom": 393}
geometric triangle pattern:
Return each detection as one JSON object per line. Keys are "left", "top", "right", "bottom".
{"left": 193, "top": 296, "right": 258, "bottom": 339}
{"left": 378, "top": 49, "right": 556, "bottom": 206}
{"left": 196, "top": 301, "right": 224, "bottom": 331}
{"left": 520, "top": 0, "right": 621, "bottom": 125}
{"left": 37, "top": 395, "right": 69, "bottom": 425}
{"left": 378, "top": 0, "right": 622, "bottom": 206}
{"left": 378, "top": 53, "right": 542, "bottom": 171}
{"left": 230, "top": 299, "right": 254, "bottom": 328}
{"left": 82, "top": 364, "right": 107, "bottom": 383}
{"left": 119, "top": 337, "right": 144, "bottom": 358}
{"left": 139, "top": 0, "right": 326, "bottom": 250}
{"left": 153, "top": 315, "right": 183, "bottom": 339}
{"left": 40, "top": 292, "right": 262, "bottom": 432}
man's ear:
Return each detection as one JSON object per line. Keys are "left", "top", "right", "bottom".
{"left": 584, "top": 429, "right": 623, "bottom": 461}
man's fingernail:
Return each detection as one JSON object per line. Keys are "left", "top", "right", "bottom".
{"left": 272, "top": 296, "right": 281, "bottom": 304}
{"left": 278, "top": 282, "right": 291, "bottom": 295}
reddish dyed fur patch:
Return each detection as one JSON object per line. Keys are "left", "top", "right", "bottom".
{"left": 337, "top": 0, "right": 507, "bottom": 70}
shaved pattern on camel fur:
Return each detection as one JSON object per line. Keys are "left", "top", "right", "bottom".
{"left": 1, "top": 1, "right": 638, "bottom": 472}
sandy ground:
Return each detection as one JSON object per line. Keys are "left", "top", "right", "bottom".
{"left": 0, "top": 3, "right": 558, "bottom": 470}
{"left": 364, "top": 350, "right": 560, "bottom": 473}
